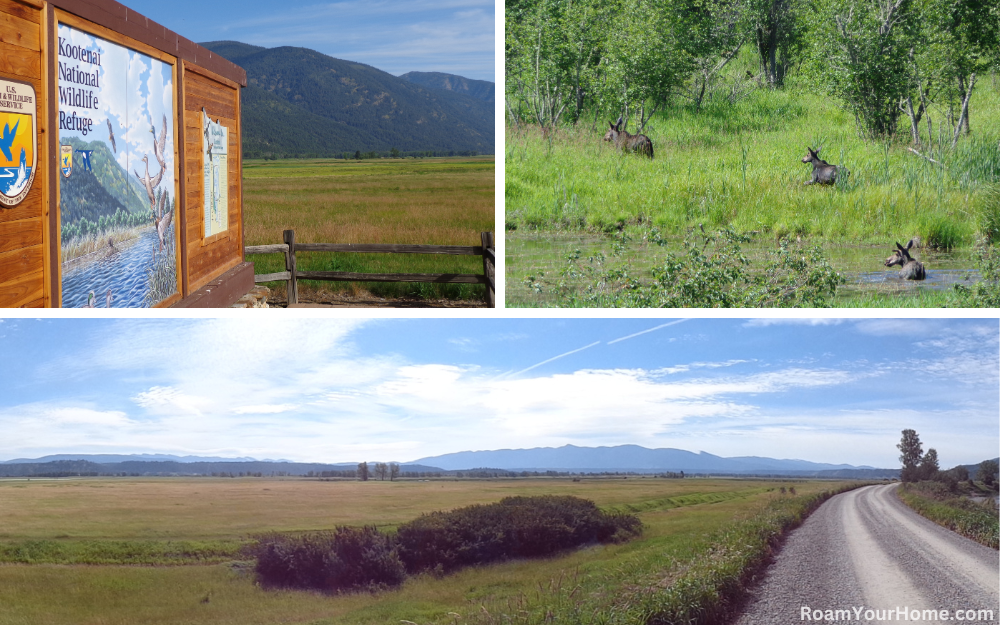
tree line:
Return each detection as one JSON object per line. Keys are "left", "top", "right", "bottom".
{"left": 506, "top": 0, "right": 999, "bottom": 144}
{"left": 897, "top": 428, "right": 998, "bottom": 487}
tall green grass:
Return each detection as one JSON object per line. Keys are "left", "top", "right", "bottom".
{"left": 897, "top": 483, "right": 999, "bottom": 549}
{"left": 0, "top": 539, "right": 240, "bottom": 565}
{"left": 466, "top": 483, "right": 871, "bottom": 625}
{"left": 243, "top": 156, "right": 494, "bottom": 302}
{"left": 506, "top": 74, "right": 1000, "bottom": 245}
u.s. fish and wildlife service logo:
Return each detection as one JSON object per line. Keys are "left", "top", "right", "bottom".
{"left": 61, "top": 145, "right": 73, "bottom": 178}
{"left": 0, "top": 78, "right": 37, "bottom": 207}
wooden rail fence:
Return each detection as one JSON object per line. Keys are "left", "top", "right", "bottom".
{"left": 245, "top": 230, "right": 496, "bottom": 307}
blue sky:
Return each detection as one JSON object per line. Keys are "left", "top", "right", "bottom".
{"left": 1, "top": 317, "right": 995, "bottom": 467}
{"left": 118, "top": 0, "right": 495, "bottom": 82}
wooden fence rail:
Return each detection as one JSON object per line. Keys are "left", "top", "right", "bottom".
{"left": 246, "top": 230, "right": 495, "bottom": 307}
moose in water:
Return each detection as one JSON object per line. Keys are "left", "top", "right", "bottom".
{"left": 604, "top": 117, "right": 654, "bottom": 159}
{"left": 801, "top": 147, "right": 837, "bottom": 185}
{"left": 884, "top": 240, "right": 926, "bottom": 280}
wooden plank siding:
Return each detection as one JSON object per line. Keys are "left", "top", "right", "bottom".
{"left": 0, "top": 0, "right": 246, "bottom": 306}
{"left": 0, "top": 0, "right": 45, "bottom": 307}
{"left": 182, "top": 63, "right": 243, "bottom": 293}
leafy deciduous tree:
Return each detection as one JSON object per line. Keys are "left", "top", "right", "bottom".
{"left": 898, "top": 429, "right": 923, "bottom": 482}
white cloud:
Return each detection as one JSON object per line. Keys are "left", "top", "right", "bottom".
{"left": 46, "top": 407, "right": 132, "bottom": 426}
{"left": 232, "top": 404, "right": 298, "bottom": 415}
{"left": 745, "top": 318, "right": 846, "bottom": 327}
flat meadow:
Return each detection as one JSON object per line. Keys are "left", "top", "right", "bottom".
{"left": 242, "top": 156, "right": 495, "bottom": 303}
{"left": 0, "top": 476, "right": 856, "bottom": 625}
{"left": 505, "top": 66, "right": 1000, "bottom": 307}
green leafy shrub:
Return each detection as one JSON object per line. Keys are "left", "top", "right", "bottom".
{"left": 897, "top": 483, "right": 999, "bottom": 549}
{"left": 537, "top": 227, "right": 845, "bottom": 307}
{"left": 954, "top": 244, "right": 1000, "bottom": 307}
{"left": 247, "top": 526, "right": 405, "bottom": 593}
{"left": 395, "top": 495, "right": 642, "bottom": 574}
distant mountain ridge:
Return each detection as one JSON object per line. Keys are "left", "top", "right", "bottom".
{"left": 399, "top": 71, "right": 495, "bottom": 103}
{"left": 413, "top": 444, "right": 893, "bottom": 476}
{"left": 1, "top": 453, "right": 260, "bottom": 464}
{"left": 0, "top": 457, "right": 445, "bottom": 477}
{"left": 198, "top": 41, "right": 494, "bottom": 157}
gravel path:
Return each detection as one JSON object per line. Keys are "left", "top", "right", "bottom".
{"left": 734, "top": 484, "right": 999, "bottom": 624}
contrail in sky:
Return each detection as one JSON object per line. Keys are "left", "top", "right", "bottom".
{"left": 607, "top": 319, "right": 690, "bottom": 344}
{"left": 508, "top": 341, "right": 602, "bottom": 377}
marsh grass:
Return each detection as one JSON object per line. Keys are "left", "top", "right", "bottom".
{"left": 0, "top": 539, "right": 240, "bottom": 565}
{"left": 506, "top": 81, "right": 999, "bottom": 243}
{"left": 0, "top": 477, "right": 856, "bottom": 625}
{"left": 243, "top": 156, "right": 494, "bottom": 301}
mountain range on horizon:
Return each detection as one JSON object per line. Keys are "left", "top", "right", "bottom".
{"left": 411, "top": 444, "right": 886, "bottom": 474}
{"left": 1, "top": 445, "right": 908, "bottom": 478}
{"left": 198, "top": 41, "right": 494, "bottom": 158}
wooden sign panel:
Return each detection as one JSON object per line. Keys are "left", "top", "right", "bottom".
{"left": 0, "top": 0, "right": 249, "bottom": 308}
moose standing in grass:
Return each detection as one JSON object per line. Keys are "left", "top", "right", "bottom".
{"left": 801, "top": 147, "right": 837, "bottom": 185}
{"left": 604, "top": 117, "right": 654, "bottom": 159}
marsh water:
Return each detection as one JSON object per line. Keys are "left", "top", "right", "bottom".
{"left": 506, "top": 231, "right": 979, "bottom": 306}
{"left": 62, "top": 227, "right": 177, "bottom": 308}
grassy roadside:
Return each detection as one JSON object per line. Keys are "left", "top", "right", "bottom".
{"left": 464, "top": 482, "right": 872, "bottom": 625}
{"left": 242, "top": 156, "right": 494, "bottom": 302}
{"left": 896, "top": 482, "right": 999, "bottom": 549}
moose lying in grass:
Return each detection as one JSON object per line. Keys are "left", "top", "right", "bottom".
{"left": 604, "top": 117, "right": 654, "bottom": 159}
{"left": 801, "top": 147, "right": 837, "bottom": 185}
{"left": 884, "top": 240, "right": 926, "bottom": 280}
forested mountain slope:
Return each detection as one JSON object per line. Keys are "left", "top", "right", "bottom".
{"left": 200, "top": 41, "right": 495, "bottom": 157}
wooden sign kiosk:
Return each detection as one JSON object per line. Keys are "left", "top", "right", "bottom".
{"left": 0, "top": 0, "right": 251, "bottom": 307}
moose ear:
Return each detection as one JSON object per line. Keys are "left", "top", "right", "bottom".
{"left": 895, "top": 242, "right": 905, "bottom": 251}
{"left": 905, "top": 239, "right": 914, "bottom": 250}
{"left": 616, "top": 116, "right": 623, "bottom": 127}
{"left": 609, "top": 122, "right": 616, "bottom": 130}
{"left": 814, "top": 147, "right": 821, "bottom": 155}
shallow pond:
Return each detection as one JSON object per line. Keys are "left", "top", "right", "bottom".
{"left": 505, "top": 231, "right": 979, "bottom": 307}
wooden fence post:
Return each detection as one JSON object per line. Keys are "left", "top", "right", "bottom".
{"left": 283, "top": 229, "right": 298, "bottom": 305}
{"left": 481, "top": 231, "right": 495, "bottom": 308}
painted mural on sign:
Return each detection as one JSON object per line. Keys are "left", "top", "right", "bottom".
{"left": 202, "top": 108, "right": 228, "bottom": 237}
{"left": 57, "top": 24, "right": 177, "bottom": 308}
{"left": 0, "top": 79, "right": 37, "bottom": 207}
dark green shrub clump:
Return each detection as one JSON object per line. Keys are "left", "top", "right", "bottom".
{"left": 395, "top": 495, "right": 642, "bottom": 573}
{"left": 247, "top": 526, "right": 405, "bottom": 593}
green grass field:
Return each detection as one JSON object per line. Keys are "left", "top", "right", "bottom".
{"left": 0, "top": 476, "right": 856, "bottom": 625}
{"left": 242, "top": 156, "right": 495, "bottom": 302}
{"left": 505, "top": 68, "right": 1000, "bottom": 307}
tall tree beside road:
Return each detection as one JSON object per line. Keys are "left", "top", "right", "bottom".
{"left": 898, "top": 429, "right": 923, "bottom": 483}
{"left": 919, "top": 448, "right": 939, "bottom": 480}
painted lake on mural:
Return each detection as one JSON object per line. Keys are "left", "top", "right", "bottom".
{"left": 62, "top": 225, "right": 176, "bottom": 308}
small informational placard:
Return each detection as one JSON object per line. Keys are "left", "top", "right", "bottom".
{"left": 0, "top": 78, "right": 37, "bottom": 207}
{"left": 203, "top": 108, "right": 228, "bottom": 237}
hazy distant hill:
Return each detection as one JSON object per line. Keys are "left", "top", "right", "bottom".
{"left": 199, "top": 41, "right": 494, "bottom": 157}
{"left": 1, "top": 453, "right": 258, "bottom": 464}
{"left": 0, "top": 457, "right": 445, "bottom": 477}
{"left": 414, "top": 444, "right": 891, "bottom": 476}
{"left": 399, "top": 71, "right": 495, "bottom": 103}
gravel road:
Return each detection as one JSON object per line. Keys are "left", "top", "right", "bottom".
{"left": 734, "top": 484, "right": 999, "bottom": 624}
